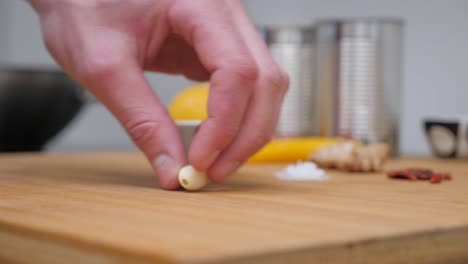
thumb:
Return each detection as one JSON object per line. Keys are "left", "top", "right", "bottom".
{"left": 80, "top": 61, "right": 185, "bottom": 189}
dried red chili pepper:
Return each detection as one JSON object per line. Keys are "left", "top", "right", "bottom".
{"left": 430, "top": 174, "right": 442, "bottom": 184}
{"left": 387, "top": 168, "right": 451, "bottom": 184}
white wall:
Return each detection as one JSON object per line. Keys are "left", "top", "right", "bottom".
{"left": 1, "top": 0, "right": 52, "bottom": 66}
{"left": 1, "top": 0, "right": 467, "bottom": 155}
{"left": 0, "top": 1, "right": 8, "bottom": 60}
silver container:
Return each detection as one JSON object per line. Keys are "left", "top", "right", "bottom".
{"left": 265, "top": 27, "right": 316, "bottom": 137}
{"left": 176, "top": 120, "right": 200, "bottom": 157}
{"left": 314, "top": 19, "right": 403, "bottom": 149}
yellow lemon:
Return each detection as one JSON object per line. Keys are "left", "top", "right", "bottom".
{"left": 169, "top": 83, "right": 209, "bottom": 120}
{"left": 248, "top": 137, "right": 342, "bottom": 163}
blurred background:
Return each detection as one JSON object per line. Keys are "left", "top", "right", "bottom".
{"left": 0, "top": 0, "right": 466, "bottom": 156}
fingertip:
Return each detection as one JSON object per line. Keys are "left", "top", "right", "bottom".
{"left": 153, "top": 154, "right": 182, "bottom": 190}
{"left": 160, "top": 178, "right": 180, "bottom": 190}
{"left": 207, "top": 161, "right": 241, "bottom": 182}
{"left": 208, "top": 175, "right": 224, "bottom": 183}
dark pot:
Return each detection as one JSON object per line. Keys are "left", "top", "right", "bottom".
{"left": 0, "top": 67, "right": 85, "bottom": 152}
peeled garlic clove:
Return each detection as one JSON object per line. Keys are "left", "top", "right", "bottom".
{"left": 178, "top": 165, "right": 208, "bottom": 191}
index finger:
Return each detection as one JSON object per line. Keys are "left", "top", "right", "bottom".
{"left": 168, "top": 0, "right": 259, "bottom": 171}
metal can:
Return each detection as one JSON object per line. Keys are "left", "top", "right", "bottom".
{"left": 314, "top": 19, "right": 403, "bottom": 150}
{"left": 265, "top": 27, "right": 316, "bottom": 137}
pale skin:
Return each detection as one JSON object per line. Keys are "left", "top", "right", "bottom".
{"left": 28, "top": 0, "right": 289, "bottom": 189}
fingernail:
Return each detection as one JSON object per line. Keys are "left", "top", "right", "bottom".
{"left": 153, "top": 154, "right": 180, "bottom": 189}
{"left": 213, "top": 161, "right": 241, "bottom": 182}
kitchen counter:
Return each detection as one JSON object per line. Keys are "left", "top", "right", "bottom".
{"left": 0, "top": 152, "right": 467, "bottom": 263}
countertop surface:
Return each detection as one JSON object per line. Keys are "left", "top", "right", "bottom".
{"left": 0, "top": 152, "right": 467, "bottom": 264}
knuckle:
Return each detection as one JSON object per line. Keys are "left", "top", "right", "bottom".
{"left": 78, "top": 58, "right": 116, "bottom": 80}
{"left": 126, "top": 120, "right": 161, "bottom": 147}
{"left": 264, "top": 64, "right": 289, "bottom": 94}
{"left": 224, "top": 58, "right": 259, "bottom": 84}
{"left": 75, "top": 46, "right": 125, "bottom": 83}
{"left": 167, "top": 0, "right": 200, "bottom": 33}
{"left": 120, "top": 108, "right": 162, "bottom": 147}
{"left": 77, "top": 57, "right": 120, "bottom": 83}
{"left": 167, "top": 1, "right": 189, "bottom": 24}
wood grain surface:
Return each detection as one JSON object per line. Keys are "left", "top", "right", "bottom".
{"left": 0, "top": 152, "right": 467, "bottom": 264}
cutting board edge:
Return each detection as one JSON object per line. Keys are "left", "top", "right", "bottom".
{"left": 0, "top": 220, "right": 175, "bottom": 264}
{"left": 198, "top": 225, "right": 468, "bottom": 264}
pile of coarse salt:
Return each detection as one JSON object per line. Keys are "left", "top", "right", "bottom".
{"left": 276, "top": 161, "right": 329, "bottom": 181}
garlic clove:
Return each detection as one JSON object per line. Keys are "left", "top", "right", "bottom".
{"left": 178, "top": 165, "right": 208, "bottom": 191}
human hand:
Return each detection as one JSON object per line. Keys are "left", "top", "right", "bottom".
{"left": 29, "top": 0, "right": 288, "bottom": 189}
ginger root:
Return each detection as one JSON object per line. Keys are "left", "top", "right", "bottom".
{"left": 309, "top": 141, "right": 391, "bottom": 172}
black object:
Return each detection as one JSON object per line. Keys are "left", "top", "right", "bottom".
{"left": 0, "top": 67, "right": 85, "bottom": 152}
{"left": 423, "top": 120, "right": 459, "bottom": 158}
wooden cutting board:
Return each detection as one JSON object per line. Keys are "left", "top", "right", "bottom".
{"left": 0, "top": 152, "right": 467, "bottom": 264}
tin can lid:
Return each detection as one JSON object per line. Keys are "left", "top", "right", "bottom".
{"left": 264, "top": 27, "right": 315, "bottom": 44}
{"left": 315, "top": 17, "right": 404, "bottom": 26}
